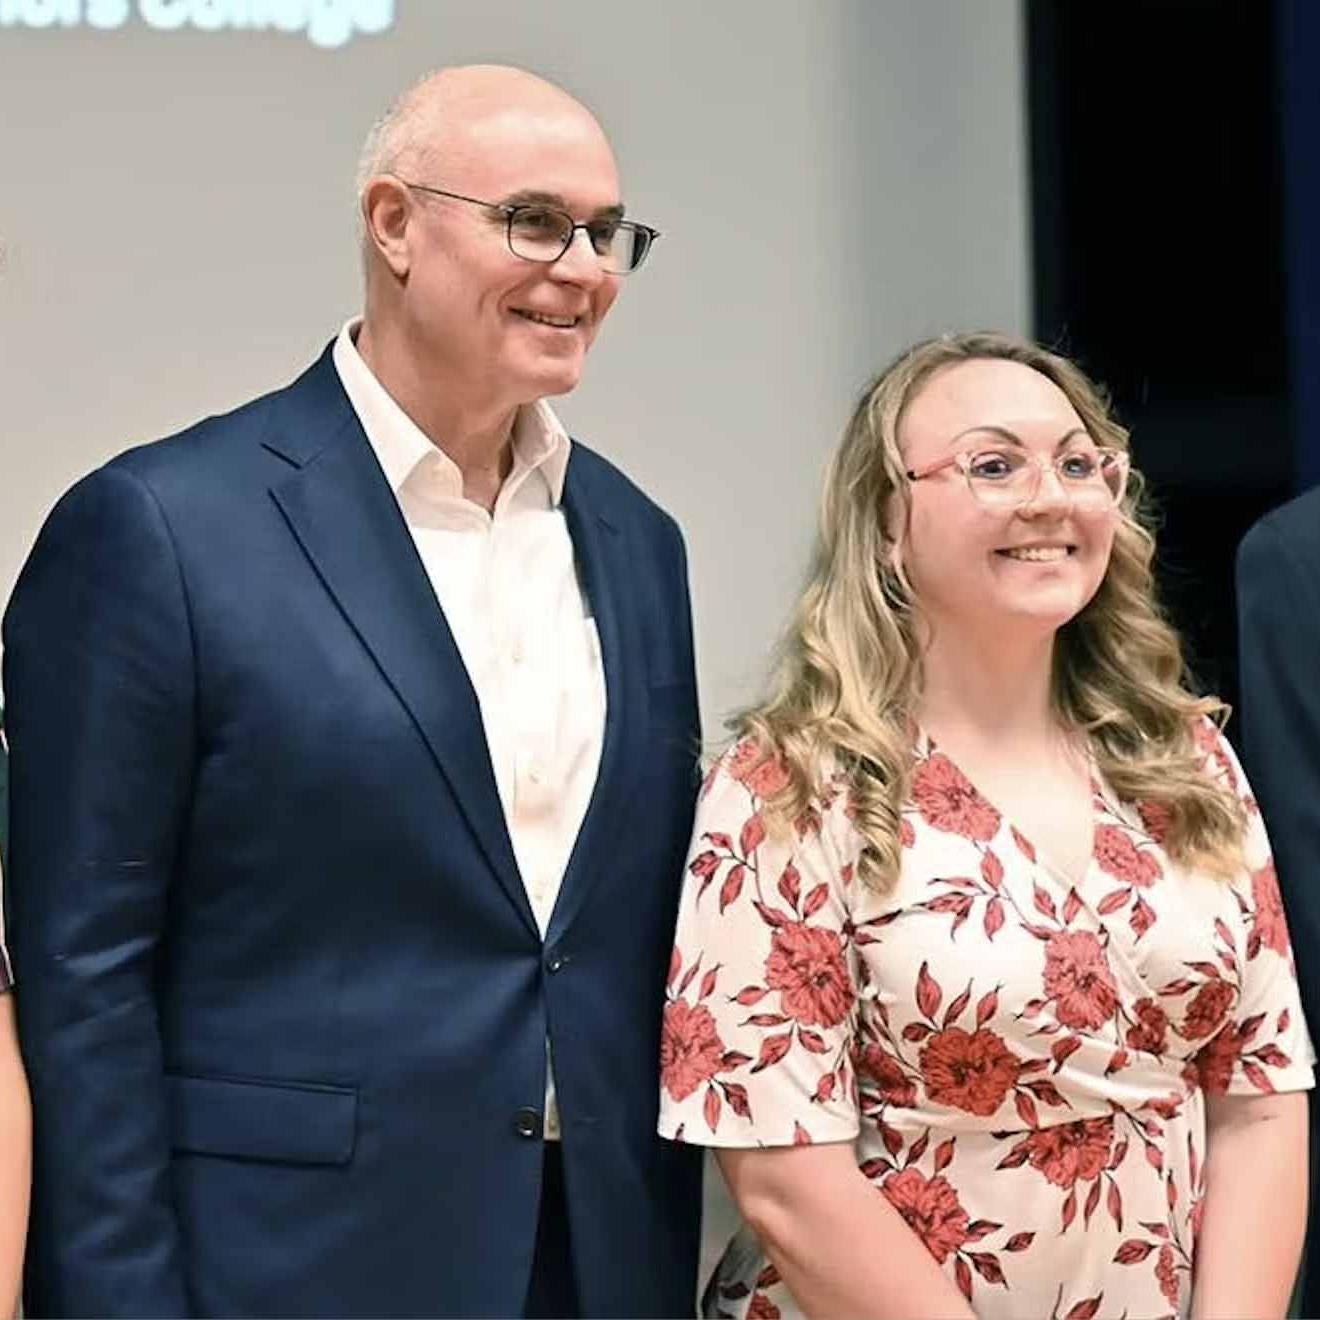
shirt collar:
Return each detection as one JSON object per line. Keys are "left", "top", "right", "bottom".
{"left": 331, "top": 318, "right": 571, "bottom": 507}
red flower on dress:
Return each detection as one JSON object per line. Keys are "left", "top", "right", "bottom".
{"left": 911, "top": 753, "right": 1001, "bottom": 842}
{"left": 881, "top": 1168, "right": 971, "bottom": 1264}
{"left": 1155, "top": 1242, "right": 1180, "bottom": 1308}
{"left": 856, "top": 1044, "right": 918, "bottom": 1108}
{"left": 1193, "top": 1023, "right": 1245, "bottom": 1094}
{"left": 1093, "top": 823, "right": 1161, "bottom": 887}
{"left": 1252, "top": 862, "right": 1290, "bottom": 957}
{"left": 1043, "top": 931, "right": 1119, "bottom": 1030}
{"left": 1182, "top": 979, "right": 1235, "bottom": 1042}
{"left": 919, "top": 1026, "right": 1021, "bottom": 1116}
{"left": 1125, "top": 998, "right": 1168, "bottom": 1055}
{"left": 1020, "top": 1117, "right": 1114, "bottom": 1188}
{"left": 765, "top": 923, "right": 852, "bottom": 1028}
{"left": 747, "top": 1294, "right": 781, "bottom": 1320}
{"left": 660, "top": 1001, "right": 725, "bottom": 1101}
{"left": 726, "top": 737, "right": 791, "bottom": 800}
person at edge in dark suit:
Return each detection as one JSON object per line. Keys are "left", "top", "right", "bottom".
{"left": 0, "top": 718, "right": 31, "bottom": 1317}
{"left": 2, "top": 64, "right": 702, "bottom": 1318}
{"left": 1237, "top": 483, "right": 1320, "bottom": 1316}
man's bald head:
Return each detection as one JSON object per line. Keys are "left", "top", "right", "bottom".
{"left": 355, "top": 65, "right": 610, "bottom": 201}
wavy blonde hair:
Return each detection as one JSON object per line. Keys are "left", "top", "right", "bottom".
{"left": 737, "top": 331, "right": 1245, "bottom": 890}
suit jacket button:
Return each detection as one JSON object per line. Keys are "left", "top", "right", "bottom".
{"left": 515, "top": 1107, "right": 542, "bottom": 1139}
{"left": 546, "top": 949, "right": 568, "bottom": 974}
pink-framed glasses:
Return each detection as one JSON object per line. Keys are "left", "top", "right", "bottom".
{"left": 905, "top": 445, "right": 1130, "bottom": 511}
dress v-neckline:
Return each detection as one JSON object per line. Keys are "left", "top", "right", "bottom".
{"left": 915, "top": 726, "right": 1108, "bottom": 891}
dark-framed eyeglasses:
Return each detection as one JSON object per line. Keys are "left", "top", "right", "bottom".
{"left": 394, "top": 178, "right": 660, "bottom": 275}
{"left": 906, "top": 445, "right": 1130, "bottom": 511}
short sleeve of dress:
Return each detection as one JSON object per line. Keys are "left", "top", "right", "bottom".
{"left": 1191, "top": 722, "right": 1314, "bottom": 1097}
{"left": 657, "top": 739, "right": 862, "bottom": 1148}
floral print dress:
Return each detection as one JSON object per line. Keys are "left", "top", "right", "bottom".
{"left": 658, "top": 722, "right": 1313, "bottom": 1320}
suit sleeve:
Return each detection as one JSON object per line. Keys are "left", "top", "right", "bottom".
{"left": 3, "top": 464, "right": 195, "bottom": 1315}
{"left": 1236, "top": 518, "right": 1320, "bottom": 1035}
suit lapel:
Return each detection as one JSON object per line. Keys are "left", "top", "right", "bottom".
{"left": 264, "top": 354, "right": 537, "bottom": 939}
{"left": 548, "top": 456, "right": 650, "bottom": 941}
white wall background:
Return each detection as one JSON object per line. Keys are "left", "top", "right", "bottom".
{"left": 0, "top": 0, "right": 1030, "bottom": 1279}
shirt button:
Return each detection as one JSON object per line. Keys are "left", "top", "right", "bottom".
{"left": 527, "top": 761, "right": 544, "bottom": 785}
{"left": 514, "top": 1107, "right": 542, "bottom": 1139}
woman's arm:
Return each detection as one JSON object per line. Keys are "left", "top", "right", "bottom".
{"left": 719, "top": 1143, "right": 975, "bottom": 1320}
{"left": 0, "top": 992, "right": 30, "bottom": 1319}
{"left": 1191, "top": 1089, "right": 1307, "bottom": 1320}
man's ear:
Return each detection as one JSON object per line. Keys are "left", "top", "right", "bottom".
{"left": 361, "top": 176, "right": 412, "bottom": 279}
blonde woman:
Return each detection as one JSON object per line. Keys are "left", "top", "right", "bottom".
{"left": 0, "top": 723, "right": 29, "bottom": 1318}
{"left": 659, "top": 333, "right": 1312, "bottom": 1320}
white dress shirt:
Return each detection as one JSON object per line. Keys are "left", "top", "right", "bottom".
{"left": 332, "top": 320, "right": 605, "bottom": 1139}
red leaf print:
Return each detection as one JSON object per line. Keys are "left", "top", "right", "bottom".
{"left": 667, "top": 947, "right": 681, "bottom": 988}
{"left": 1105, "top": 1049, "right": 1129, "bottom": 1077}
{"left": 859, "top": 1158, "right": 891, "bottom": 1179}
{"left": 753, "top": 902, "right": 791, "bottom": 928}
{"left": 1109, "top": 1138, "right": 1129, "bottom": 1171}
{"left": 954, "top": 1256, "right": 973, "bottom": 1302}
{"left": 1214, "top": 916, "right": 1236, "bottom": 950}
{"left": 740, "top": 814, "right": 767, "bottom": 856}
{"left": 1139, "top": 1221, "right": 1170, "bottom": 1239}
{"left": 733, "top": 986, "right": 768, "bottom": 1006}
{"left": 1243, "top": 1060, "right": 1276, "bottom": 1094}
{"left": 799, "top": 1029, "right": 829, "bottom": 1054}
{"left": 984, "top": 898, "right": 1005, "bottom": 940}
{"left": 744, "top": 1014, "right": 789, "bottom": 1027}
{"left": 719, "top": 865, "right": 746, "bottom": 914}
{"left": 723, "top": 1083, "right": 752, "bottom": 1119}
{"left": 802, "top": 883, "right": 830, "bottom": 918}
{"left": 1083, "top": 1176, "right": 1101, "bottom": 1226}
{"left": 1015, "top": 1090, "right": 1040, "bottom": 1128}
{"left": 1239, "top": 1011, "right": 1267, "bottom": 1043}
{"left": 1064, "top": 1298, "right": 1104, "bottom": 1320}
{"left": 1033, "top": 884, "right": 1058, "bottom": 920}
{"left": 1107, "top": 1179, "right": 1123, "bottom": 1231}
{"left": 880, "top": 1121, "right": 903, "bottom": 1156}
{"left": 721, "top": 1051, "right": 752, "bottom": 1069}
{"left": 793, "top": 1121, "right": 812, "bottom": 1145}
{"left": 1024, "top": 1079, "right": 1067, "bottom": 1107}
{"left": 943, "top": 982, "right": 972, "bottom": 1029}
{"left": 964, "top": 1218, "right": 1002, "bottom": 1243}
{"left": 1005, "top": 1231, "right": 1034, "bottom": 1252}
{"left": 703, "top": 1084, "right": 721, "bottom": 1132}
{"left": 704, "top": 831, "right": 733, "bottom": 850}
{"left": 677, "top": 957, "right": 701, "bottom": 998}
{"left": 1279, "top": 1008, "right": 1292, "bottom": 1033}
{"left": 1167, "top": 1172, "right": 1177, "bottom": 1209}
{"left": 1256, "top": 1044, "right": 1291, "bottom": 1068}
{"left": 916, "top": 961, "right": 943, "bottom": 1021}
{"left": 902, "top": 1022, "right": 934, "bottom": 1042}
{"left": 699, "top": 965, "right": 721, "bottom": 1001}
{"left": 1063, "top": 887, "right": 1083, "bottom": 925}
{"left": 934, "top": 1138, "right": 956, "bottom": 1174}
{"left": 1113, "top": 1239, "right": 1155, "bottom": 1264}
{"left": 756, "top": 1263, "right": 782, "bottom": 1290}
{"left": 968, "top": 1252, "right": 1006, "bottom": 1285}
{"left": 976, "top": 988, "right": 999, "bottom": 1028}
{"left": 777, "top": 863, "right": 801, "bottom": 912}
{"left": 751, "top": 1033, "right": 793, "bottom": 1073}
{"left": 981, "top": 849, "right": 1005, "bottom": 888}
{"left": 689, "top": 850, "right": 720, "bottom": 880}
{"left": 1061, "top": 1187, "right": 1077, "bottom": 1231}
{"left": 995, "top": 1144, "right": 1030, "bottom": 1170}
{"left": 904, "top": 1130, "right": 930, "bottom": 1168}
{"left": 812, "top": 1072, "right": 837, "bottom": 1103}
{"left": 1011, "top": 826, "right": 1037, "bottom": 861}
{"left": 1130, "top": 896, "right": 1155, "bottom": 940}
{"left": 1051, "top": 1036, "right": 1083, "bottom": 1071}
{"left": 1144, "top": 1142, "right": 1163, "bottom": 1173}
{"left": 1097, "top": 887, "right": 1130, "bottom": 915}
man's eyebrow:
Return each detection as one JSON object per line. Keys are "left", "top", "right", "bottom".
{"left": 946, "top": 424, "right": 1091, "bottom": 451}
{"left": 499, "top": 188, "right": 626, "bottom": 220}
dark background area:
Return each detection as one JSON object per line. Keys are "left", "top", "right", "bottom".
{"left": 1026, "top": 0, "right": 1298, "bottom": 724}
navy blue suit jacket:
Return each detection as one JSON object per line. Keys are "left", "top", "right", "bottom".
{"left": 2, "top": 347, "right": 703, "bottom": 1317}
{"left": 1236, "top": 485, "right": 1320, "bottom": 1313}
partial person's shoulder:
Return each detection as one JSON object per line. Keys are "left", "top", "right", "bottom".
{"left": 565, "top": 440, "right": 685, "bottom": 546}
{"left": 1239, "top": 485, "right": 1320, "bottom": 571}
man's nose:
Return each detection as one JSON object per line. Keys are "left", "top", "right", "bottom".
{"left": 549, "top": 227, "right": 606, "bottom": 285}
